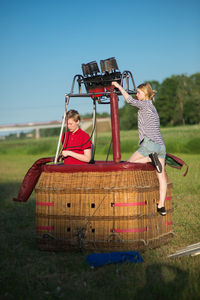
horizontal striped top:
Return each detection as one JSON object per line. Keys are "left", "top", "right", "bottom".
{"left": 126, "top": 95, "right": 164, "bottom": 145}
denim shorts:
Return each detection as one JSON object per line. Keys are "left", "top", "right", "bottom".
{"left": 138, "top": 136, "right": 166, "bottom": 159}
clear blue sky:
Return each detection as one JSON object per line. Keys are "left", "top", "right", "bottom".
{"left": 0, "top": 0, "right": 199, "bottom": 125}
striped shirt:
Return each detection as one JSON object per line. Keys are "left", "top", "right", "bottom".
{"left": 126, "top": 95, "right": 164, "bottom": 145}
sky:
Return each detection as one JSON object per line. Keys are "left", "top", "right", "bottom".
{"left": 0, "top": 0, "right": 199, "bottom": 125}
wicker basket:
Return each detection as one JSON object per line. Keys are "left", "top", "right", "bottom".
{"left": 35, "top": 162, "right": 173, "bottom": 251}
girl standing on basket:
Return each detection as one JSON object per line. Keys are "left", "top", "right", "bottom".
{"left": 112, "top": 81, "right": 167, "bottom": 216}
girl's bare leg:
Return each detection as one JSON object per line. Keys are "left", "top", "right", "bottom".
{"left": 156, "top": 158, "right": 167, "bottom": 208}
{"left": 128, "top": 152, "right": 167, "bottom": 208}
{"left": 128, "top": 151, "right": 150, "bottom": 163}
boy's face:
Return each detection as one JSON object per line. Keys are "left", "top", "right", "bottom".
{"left": 136, "top": 88, "right": 147, "bottom": 101}
{"left": 67, "top": 118, "right": 80, "bottom": 133}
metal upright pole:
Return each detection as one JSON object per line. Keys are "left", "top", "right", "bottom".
{"left": 54, "top": 95, "right": 70, "bottom": 164}
{"left": 91, "top": 99, "right": 96, "bottom": 161}
{"left": 110, "top": 91, "right": 121, "bottom": 163}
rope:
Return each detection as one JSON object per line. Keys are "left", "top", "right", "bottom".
{"left": 74, "top": 186, "right": 115, "bottom": 250}
{"left": 106, "top": 138, "right": 112, "bottom": 162}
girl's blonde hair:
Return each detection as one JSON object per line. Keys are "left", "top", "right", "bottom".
{"left": 66, "top": 109, "right": 81, "bottom": 122}
{"left": 137, "top": 83, "right": 156, "bottom": 100}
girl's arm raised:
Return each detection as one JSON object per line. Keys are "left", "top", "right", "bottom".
{"left": 111, "top": 81, "right": 130, "bottom": 101}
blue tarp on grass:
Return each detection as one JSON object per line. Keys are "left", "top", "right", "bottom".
{"left": 85, "top": 251, "right": 144, "bottom": 267}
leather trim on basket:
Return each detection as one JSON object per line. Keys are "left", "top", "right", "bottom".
{"left": 42, "top": 161, "right": 155, "bottom": 173}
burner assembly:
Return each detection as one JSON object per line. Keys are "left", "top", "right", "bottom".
{"left": 68, "top": 57, "right": 137, "bottom": 101}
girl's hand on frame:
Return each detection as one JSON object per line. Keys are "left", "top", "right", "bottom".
{"left": 111, "top": 81, "right": 119, "bottom": 88}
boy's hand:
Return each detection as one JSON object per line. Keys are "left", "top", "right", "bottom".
{"left": 62, "top": 150, "right": 70, "bottom": 157}
{"left": 57, "top": 154, "right": 63, "bottom": 162}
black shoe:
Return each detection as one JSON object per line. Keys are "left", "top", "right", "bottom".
{"left": 157, "top": 204, "right": 166, "bottom": 216}
{"left": 149, "top": 152, "right": 162, "bottom": 173}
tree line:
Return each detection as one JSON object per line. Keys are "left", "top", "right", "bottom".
{"left": 4, "top": 73, "right": 199, "bottom": 139}
{"left": 119, "top": 72, "right": 200, "bottom": 129}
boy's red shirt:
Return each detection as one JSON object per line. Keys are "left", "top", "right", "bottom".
{"left": 62, "top": 128, "right": 91, "bottom": 164}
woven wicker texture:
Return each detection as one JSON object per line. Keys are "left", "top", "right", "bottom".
{"left": 35, "top": 167, "right": 173, "bottom": 251}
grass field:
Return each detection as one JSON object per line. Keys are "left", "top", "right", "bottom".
{"left": 0, "top": 125, "right": 200, "bottom": 299}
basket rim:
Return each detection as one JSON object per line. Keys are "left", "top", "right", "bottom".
{"left": 42, "top": 161, "right": 155, "bottom": 174}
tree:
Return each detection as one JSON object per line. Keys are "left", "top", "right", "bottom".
{"left": 118, "top": 101, "right": 138, "bottom": 130}
{"left": 114, "top": 73, "right": 200, "bottom": 128}
{"left": 155, "top": 77, "right": 177, "bottom": 126}
{"left": 184, "top": 73, "right": 200, "bottom": 124}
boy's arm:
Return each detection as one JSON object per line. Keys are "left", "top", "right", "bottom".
{"left": 62, "top": 148, "right": 91, "bottom": 163}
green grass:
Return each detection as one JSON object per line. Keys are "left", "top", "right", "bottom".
{"left": 94, "top": 124, "right": 200, "bottom": 156}
{"left": 0, "top": 125, "right": 200, "bottom": 299}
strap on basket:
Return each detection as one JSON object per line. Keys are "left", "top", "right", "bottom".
{"left": 165, "top": 153, "right": 189, "bottom": 176}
